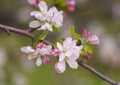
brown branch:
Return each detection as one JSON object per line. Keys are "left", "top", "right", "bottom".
{"left": 0, "top": 24, "right": 120, "bottom": 85}
{"left": 0, "top": 24, "right": 34, "bottom": 39}
{"left": 78, "top": 61, "right": 119, "bottom": 85}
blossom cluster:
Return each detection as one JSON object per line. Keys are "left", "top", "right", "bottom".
{"left": 21, "top": 0, "right": 99, "bottom": 74}
{"left": 29, "top": 1, "right": 63, "bottom": 32}
{"left": 21, "top": 37, "right": 82, "bottom": 73}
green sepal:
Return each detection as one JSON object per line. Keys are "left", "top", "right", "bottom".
{"left": 39, "top": 30, "right": 48, "bottom": 40}
{"left": 69, "top": 26, "right": 81, "bottom": 40}
{"left": 53, "top": 26, "right": 60, "bottom": 32}
{"left": 59, "top": 38, "right": 65, "bottom": 44}
{"left": 84, "top": 44, "right": 93, "bottom": 54}
{"left": 81, "top": 44, "right": 93, "bottom": 55}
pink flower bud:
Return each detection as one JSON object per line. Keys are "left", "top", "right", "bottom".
{"left": 89, "top": 35, "right": 100, "bottom": 45}
{"left": 84, "top": 55, "right": 91, "bottom": 60}
{"left": 27, "top": 0, "right": 41, "bottom": 8}
{"left": 68, "top": 5, "right": 75, "bottom": 12}
{"left": 52, "top": 49, "right": 61, "bottom": 57}
{"left": 36, "top": 43, "right": 45, "bottom": 49}
{"left": 43, "top": 56, "right": 51, "bottom": 64}
{"left": 65, "top": 0, "right": 75, "bottom": 12}
{"left": 36, "top": 0, "right": 40, "bottom": 4}
{"left": 82, "top": 29, "right": 91, "bottom": 39}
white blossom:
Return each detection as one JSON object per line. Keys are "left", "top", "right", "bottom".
{"left": 21, "top": 43, "right": 52, "bottom": 66}
{"left": 55, "top": 37, "right": 82, "bottom": 73}
{"left": 29, "top": 1, "right": 63, "bottom": 32}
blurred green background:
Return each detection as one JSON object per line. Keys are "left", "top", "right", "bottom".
{"left": 0, "top": 0, "right": 120, "bottom": 85}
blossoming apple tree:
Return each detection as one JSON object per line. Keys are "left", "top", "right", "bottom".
{"left": 0, "top": 0, "right": 119, "bottom": 85}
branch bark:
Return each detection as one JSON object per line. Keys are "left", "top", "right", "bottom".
{"left": 0, "top": 24, "right": 119, "bottom": 85}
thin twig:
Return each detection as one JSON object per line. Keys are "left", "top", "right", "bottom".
{"left": 0, "top": 24, "right": 119, "bottom": 85}
{"left": 78, "top": 61, "right": 118, "bottom": 85}
{"left": 0, "top": 24, "right": 34, "bottom": 39}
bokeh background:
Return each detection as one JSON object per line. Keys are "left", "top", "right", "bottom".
{"left": 0, "top": 0, "right": 120, "bottom": 85}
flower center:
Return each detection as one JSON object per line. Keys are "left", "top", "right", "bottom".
{"left": 63, "top": 47, "right": 67, "bottom": 53}
{"left": 42, "top": 11, "right": 46, "bottom": 17}
{"left": 64, "top": 56, "right": 68, "bottom": 61}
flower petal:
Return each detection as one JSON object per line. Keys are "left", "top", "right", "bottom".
{"left": 65, "top": 50, "right": 72, "bottom": 57}
{"left": 21, "top": 46, "right": 35, "bottom": 53}
{"left": 55, "top": 61, "right": 66, "bottom": 74}
{"left": 45, "top": 23, "right": 53, "bottom": 31}
{"left": 29, "top": 20, "right": 40, "bottom": 28}
{"left": 31, "top": 11, "right": 41, "bottom": 16}
{"left": 63, "top": 37, "right": 72, "bottom": 48}
{"left": 38, "top": 1, "right": 48, "bottom": 12}
{"left": 59, "top": 53, "right": 65, "bottom": 62}
{"left": 36, "top": 57, "right": 42, "bottom": 66}
{"left": 67, "top": 59, "right": 78, "bottom": 69}
{"left": 57, "top": 42, "right": 63, "bottom": 52}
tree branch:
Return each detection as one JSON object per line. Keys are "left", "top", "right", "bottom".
{"left": 78, "top": 61, "right": 119, "bottom": 85}
{"left": 0, "top": 24, "right": 34, "bottom": 39}
{"left": 0, "top": 24, "right": 119, "bottom": 85}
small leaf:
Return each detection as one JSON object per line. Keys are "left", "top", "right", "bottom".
{"left": 39, "top": 30, "right": 48, "bottom": 40}
{"left": 59, "top": 38, "right": 65, "bottom": 44}
{"left": 84, "top": 44, "right": 93, "bottom": 54}
{"left": 69, "top": 26, "right": 81, "bottom": 39}
{"left": 53, "top": 26, "right": 60, "bottom": 32}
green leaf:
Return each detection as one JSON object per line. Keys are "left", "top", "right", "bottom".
{"left": 84, "top": 44, "right": 93, "bottom": 54}
{"left": 39, "top": 30, "right": 48, "bottom": 40}
{"left": 69, "top": 26, "right": 81, "bottom": 39}
{"left": 53, "top": 26, "right": 60, "bottom": 32}
{"left": 59, "top": 38, "right": 65, "bottom": 44}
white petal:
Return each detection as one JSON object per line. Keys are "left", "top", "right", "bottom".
{"left": 29, "top": 20, "right": 40, "bottom": 28}
{"left": 27, "top": 0, "right": 36, "bottom": 5}
{"left": 67, "top": 59, "right": 78, "bottom": 69}
{"left": 52, "top": 11, "right": 63, "bottom": 27}
{"left": 38, "top": 1, "right": 48, "bottom": 12}
{"left": 63, "top": 37, "right": 72, "bottom": 48}
{"left": 55, "top": 61, "right": 66, "bottom": 74}
{"left": 31, "top": 11, "right": 41, "bottom": 16}
{"left": 65, "top": 51, "right": 72, "bottom": 57}
{"left": 40, "top": 24, "right": 46, "bottom": 30}
{"left": 36, "top": 57, "right": 42, "bottom": 66}
{"left": 46, "top": 7, "right": 58, "bottom": 21}
{"left": 21, "top": 46, "right": 35, "bottom": 53}
{"left": 36, "top": 14, "right": 46, "bottom": 21}
{"left": 59, "top": 53, "right": 65, "bottom": 62}
{"left": 57, "top": 42, "right": 63, "bottom": 52}
{"left": 45, "top": 23, "right": 53, "bottom": 31}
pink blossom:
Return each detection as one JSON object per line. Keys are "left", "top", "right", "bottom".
{"left": 52, "top": 49, "right": 61, "bottom": 57}
{"left": 82, "top": 29, "right": 91, "bottom": 39}
{"left": 21, "top": 43, "right": 52, "bottom": 66}
{"left": 65, "top": 0, "right": 75, "bottom": 12}
{"left": 36, "top": 43, "right": 45, "bottom": 48}
{"left": 84, "top": 55, "right": 91, "bottom": 60}
{"left": 89, "top": 35, "right": 100, "bottom": 45}
{"left": 43, "top": 56, "right": 51, "bottom": 64}
{"left": 27, "top": 0, "right": 41, "bottom": 8}
{"left": 68, "top": 5, "right": 75, "bottom": 12}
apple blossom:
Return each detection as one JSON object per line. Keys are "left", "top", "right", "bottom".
{"left": 82, "top": 29, "right": 99, "bottom": 45}
{"left": 21, "top": 43, "right": 52, "bottom": 66}
{"left": 27, "top": 0, "right": 41, "bottom": 8}
{"left": 88, "top": 35, "right": 100, "bottom": 45}
{"left": 82, "top": 29, "right": 91, "bottom": 39}
{"left": 65, "top": 0, "right": 76, "bottom": 12}
{"left": 29, "top": 1, "right": 63, "bottom": 32}
{"left": 52, "top": 49, "right": 61, "bottom": 57}
{"left": 55, "top": 37, "right": 82, "bottom": 73}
